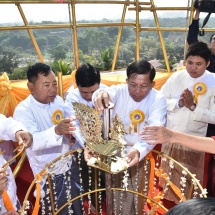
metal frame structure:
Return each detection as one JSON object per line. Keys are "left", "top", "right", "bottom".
{"left": 0, "top": 3, "right": 210, "bottom": 213}
{"left": 1, "top": 1, "right": 215, "bottom": 96}
{"left": 1, "top": 0, "right": 209, "bottom": 72}
{"left": 19, "top": 148, "right": 206, "bottom": 215}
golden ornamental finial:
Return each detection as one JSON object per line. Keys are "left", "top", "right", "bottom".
{"left": 72, "top": 102, "right": 128, "bottom": 173}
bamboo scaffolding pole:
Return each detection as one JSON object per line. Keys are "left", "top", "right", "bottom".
{"left": 2, "top": 25, "right": 215, "bottom": 33}
{"left": 57, "top": 72, "right": 63, "bottom": 98}
{"left": 70, "top": 0, "right": 80, "bottom": 68}
{"left": 129, "top": 7, "right": 192, "bottom": 11}
{"left": 135, "top": 0, "right": 140, "bottom": 61}
{"left": 0, "top": 0, "right": 150, "bottom": 4}
{"left": 16, "top": 3, "right": 44, "bottom": 63}
{"left": 111, "top": 0, "right": 129, "bottom": 71}
{"left": 0, "top": 22, "right": 135, "bottom": 31}
{"left": 150, "top": 0, "right": 170, "bottom": 73}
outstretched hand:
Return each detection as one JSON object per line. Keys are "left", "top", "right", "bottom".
{"left": 140, "top": 126, "right": 174, "bottom": 145}
{"left": 55, "top": 117, "right": 76, "bottom": 135}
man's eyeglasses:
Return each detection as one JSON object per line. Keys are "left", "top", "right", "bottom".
{"left": 128, "top": 83, "right": 151, "bottom": 92}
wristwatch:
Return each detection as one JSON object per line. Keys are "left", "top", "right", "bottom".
{"left": 189, "top": 103, "right": 196, "bottom": 111}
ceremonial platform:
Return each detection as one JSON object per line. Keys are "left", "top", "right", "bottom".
{"left": 1, "top": 69, "right": 210, "bottom": 215}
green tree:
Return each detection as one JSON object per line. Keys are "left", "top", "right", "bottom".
{"left": 100, "top": 48, "right": 113, "bottom": 71}
{"left": 46, "top": 35, "right": 61, "bottom": 48}
{"left": 9, "top": 67, "right": 27, "bottom": 80}
{"left": 118, "top": 45, "right": 136, "bottom": 64}
{"left": 4, "top": 34, "right": 31, "bottom": 50}
{"left": 0, "top": 51, "right": 19, "bottom": 74}
{"left": 79, "top": 49, "right": 102, "bottom": 69}
{"left": 106, "top": 27, "right": 118, "bottom": 39}
{"left": 82, "top": 29, "right": 112, "bottom": 54}
{"left": 169, "top": 56, "right": 178, "bottom": 69}
{"left": 50, "top": 44, "right": 68, "bottom": 61}
{"left": 121, "top": 28, "right": 133, "bottom": 43}
{"left": 52, "top": 59, "right": 72, "bottom": 75}
{"left": 36, "top": 37, "right": 48, "bottom": 50}
{"left": 78, "top": 36, "right": 89, "bottom": 54}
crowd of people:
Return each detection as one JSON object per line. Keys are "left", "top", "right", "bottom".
{"left": 1, "top": 7, "right": 215, "bottom": 215}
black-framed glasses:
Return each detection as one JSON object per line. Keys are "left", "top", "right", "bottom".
{"left": 128, "top": 83, "right": 151, "bottom": 92}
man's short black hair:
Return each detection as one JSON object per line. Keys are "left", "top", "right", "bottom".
{"left": 166, "top": 198, "right": 215, "bottom": 215}
{"left": 75, "top": 63, "right": 100, "bottom": 87}
{"left": 185, "top": 41, "right": 211, "bottom": 64}
{"left": 27, "top": 63, "right": 53, "bottom": 83}
{"left": 126, "top": 59, "right": 156, "bottom": 82}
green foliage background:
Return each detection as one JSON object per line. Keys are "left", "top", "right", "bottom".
{"left": 0, "top": 17, "right": 214, "bottom": 79}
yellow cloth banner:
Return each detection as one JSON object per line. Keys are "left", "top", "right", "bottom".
{"left": 0, "top": 71, "right": 172, "bottom": 117}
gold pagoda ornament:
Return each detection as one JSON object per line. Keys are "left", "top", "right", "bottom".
{"left": 72, "top": 102, "right": 129, "bottom": 174}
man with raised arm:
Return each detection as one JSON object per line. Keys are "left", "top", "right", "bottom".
{"left": 91, "top": 59, "right": 167, "bottom": 215}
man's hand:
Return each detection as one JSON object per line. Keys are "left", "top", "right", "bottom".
{"left": 93, "top": 91, "right": 111, "bottom": 111}
{"left": 55, "top": 117, "right": 76, "bottom": 135}
{"left": 178, "top": 94, "right": 185, "bottom": 108}
{"left": 83, "top": 146, "right": 98, "bottom": 163}
{"left": 126, "top": 149, "right": 140, "bottom": 167}
{"left": 179, "top": 89, "right": 194, "bottom": 108}
{"left": 140, "top": 126, "right": 174, "bottom": 145}
{"left": 0, "top": 168, "right": 8, "bottom": 195}
{"left": 179, "top": 88, "right": 194, "bottom": 109}
{"left": 182, "top": 88, "right": 195, "bottom": 109}
{"left": 194, "top": 9, "right": 200, "bottom": 20}
{"left": 15, "top": 130, "right": 33, "bottom": 150}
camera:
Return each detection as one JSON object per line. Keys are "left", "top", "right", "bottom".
{"left": 194, "top": 0, "right": 215, "bottom": 13}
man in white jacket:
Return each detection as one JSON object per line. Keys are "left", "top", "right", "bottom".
{"left": 13, "top": 63, "right": 83, "bottom": 214}
{"left": 160, "top": 41, "right": 215, "bottom": 203}
{"left": 92, "top": 59, "right": 167, "bottom": 215}
{"left": 64, "top": 63, "right": 107, "bottom": 213}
